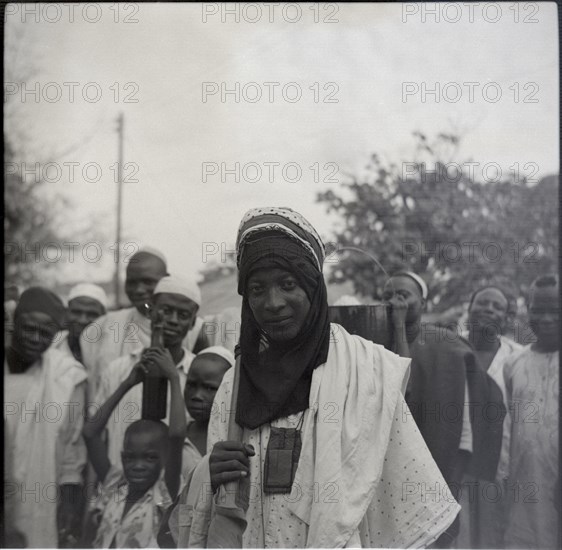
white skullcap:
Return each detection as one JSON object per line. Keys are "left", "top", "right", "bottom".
{"left": 393, "top": 271, "right": 429, "bottom": 300}
{"left": 68, "top": 283, "right": 108, "bottom": 309}
{"left": 153, "top": 275, "right": 201, "bottom": 307}
{"left": 134, "top": 246, "right": 167, "bottom": 266}
{"left": 196, "top": 346, "right": 235, "bottom": 368}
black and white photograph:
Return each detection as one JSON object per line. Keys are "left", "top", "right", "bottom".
{"left": 3, "top": 2, "right": 560, "bottom": 548}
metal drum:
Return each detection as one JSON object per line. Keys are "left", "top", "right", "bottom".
{"left": 328, "top": 304, "right": 393, "bottom": 349}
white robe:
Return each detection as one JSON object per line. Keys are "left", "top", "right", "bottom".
{"left": 175, "top": 324, "right": 461, "bottom": 548}
{"left": 4, "top": 348, "right": 88, "bottom": 548}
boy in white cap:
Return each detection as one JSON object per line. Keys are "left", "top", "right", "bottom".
{"left": 91, "top": 274, "right": 201, "bottom": 468}
{"left": 182, "top": 346, "right": 235, "bottom": 478}
{"left": 80, "top": 248, "right": 208, "bottom": 396}
{"left": 51, "top": 283, "right": 107, "bottom": 365}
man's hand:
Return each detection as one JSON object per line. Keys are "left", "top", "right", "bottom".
{"left": 209, "top": 441, "right": 255, "bottom": 493}
{"left": 387, "top": 293, "right": 408, "bottom": 328}
{"left": 142, "top": 347, "right": 177, "bottom": 380}
{"left": 124, "top": 361, "right": 147, "bottom": 388}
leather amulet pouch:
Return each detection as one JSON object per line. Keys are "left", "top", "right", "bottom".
{"left": 263, "top": 427, "right": 302, "bottom": 494}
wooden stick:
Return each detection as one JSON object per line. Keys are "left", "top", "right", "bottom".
{"left": 222, "top": 356, "right": 247, "bottom": 512}
{"left": 227, "top": 356, "right": 243, "bottom": 440}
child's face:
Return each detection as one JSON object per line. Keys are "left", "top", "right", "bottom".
{"left": 184, "top": 356, "right": 229, "bottom": 423}
{"left": 121, "top": 431, "right": 166, "bottom": 492}
{"left": 151, "top": 293, "right": 197, "bottom": 347}
{"left": 529, "top": 286, "right": 560, "bottom": 349}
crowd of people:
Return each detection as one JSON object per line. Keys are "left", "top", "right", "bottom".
{"left": 3, "top": 207, "right": 559, "bottom": 549}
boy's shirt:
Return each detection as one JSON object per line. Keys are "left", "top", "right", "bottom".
{"left": 182, "top": 424, "right": 203, "bottom": 480}
{"left": 92, "top": 465, "right": 172, "bottom": 549}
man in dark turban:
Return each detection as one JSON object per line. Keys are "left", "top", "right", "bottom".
{"left": 173, "top": 207, "right": 462, "bottom": 548}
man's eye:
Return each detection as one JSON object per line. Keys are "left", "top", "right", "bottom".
{"left": 248, "top": 285, "right": 263, "bottom": 295}
{"left": 281, "top": 281, "right": 296, "bottom": 291}
{"left": 146, "top": 454, "right": 159, "bottom": 461}
{"left": 179, "top": 312, "right": 192, "bottom": 321}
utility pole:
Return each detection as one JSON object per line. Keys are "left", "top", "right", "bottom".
{"left": 114, "top": 112, "right": 124, "bottom": 307}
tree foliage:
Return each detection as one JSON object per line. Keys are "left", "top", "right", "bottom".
{"left": 4, "top": 24, "right": 107, "bottom": 287}
{"left": 317, "top": 132, "right": 558, "bottom": 310}
{"left": 4, "top": 137, "right": 67, "bottom": 285}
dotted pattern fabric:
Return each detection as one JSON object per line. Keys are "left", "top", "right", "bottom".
{"left": 207, "top": 329, "right": 461, "bottom": 548}
{"left": 208, "top": 369, "right": 308, "bottom": 548}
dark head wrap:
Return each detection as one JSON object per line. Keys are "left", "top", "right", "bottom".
{"left": 14, "top": 287, "right": 66, "bottom": 329}
{"left": 235, "top": 207, "right": 331, "bottom": 429}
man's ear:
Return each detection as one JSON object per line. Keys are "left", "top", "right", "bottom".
{"left": 421, "top": 297, "right": 427, "bottom": 309}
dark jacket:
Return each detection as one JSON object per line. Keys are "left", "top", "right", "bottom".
{"left": 406, "top": 324, "right": 505, "bottom": 485}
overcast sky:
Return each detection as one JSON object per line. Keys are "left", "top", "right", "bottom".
{"left": 5, "top": 2, "right": 559, "bottom": 285}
